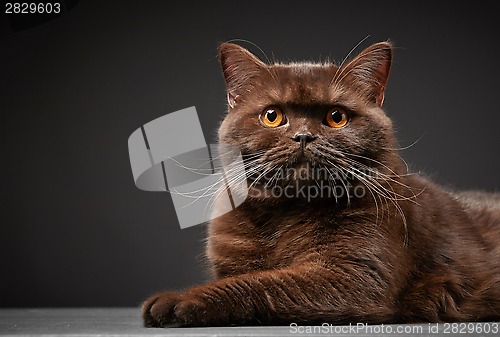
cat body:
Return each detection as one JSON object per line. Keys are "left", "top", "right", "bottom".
{"left": 142, "top": 42, "right": 500, "bottom": 327}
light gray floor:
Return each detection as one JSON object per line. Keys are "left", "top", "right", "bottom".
{"left": 0, "top": 308, "right": 301, "bottom": 336}
{"left": 0, "top": 308, "right": 497, "bottom": 336}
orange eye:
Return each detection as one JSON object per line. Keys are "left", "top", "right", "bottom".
{"left": 260, "top": 107, "right": 285, "bottom": 128}
{"left": 325, "top": 107, "right": 349, "bottom": 128}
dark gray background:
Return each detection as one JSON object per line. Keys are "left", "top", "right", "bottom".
{"left": 1, "top": 1, "right": 499, "bottom": 307}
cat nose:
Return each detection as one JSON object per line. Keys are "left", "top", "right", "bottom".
{"left": 293, "top": 132, "right": 316, "bottom": 145}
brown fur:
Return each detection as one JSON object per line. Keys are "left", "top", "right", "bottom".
{"left": 142, "top": 42, "right": 500, "bottom": 327}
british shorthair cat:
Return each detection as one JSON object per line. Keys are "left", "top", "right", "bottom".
{"left": 142, "top": 41, "right": 500, "bottom": 327}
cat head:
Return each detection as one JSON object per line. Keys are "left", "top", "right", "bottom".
{"left": 217, "top": 41, "right": 401, "bottom": 199}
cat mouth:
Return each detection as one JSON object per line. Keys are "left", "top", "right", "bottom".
{"left": 292, "top": 147, "right": 317, "bottom": 166}
{"left": 286, "top": 151, "right": 325, "bottom": 179}
{"left": 295, "top": 154, "right": 309, "bottom": 164}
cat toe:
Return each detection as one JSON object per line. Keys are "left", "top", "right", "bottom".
{"left": 173, "top": 298, "right": 209, "bottom": 327}
{"left": 142, "top": 292, "right": 182, "bottom": 327}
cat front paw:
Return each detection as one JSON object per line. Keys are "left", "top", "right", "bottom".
{"left": 142, "top": 291, "right": 210, "bottom": 327}
{"left": 142, "top": 291, "right": 181, "bottom": 327}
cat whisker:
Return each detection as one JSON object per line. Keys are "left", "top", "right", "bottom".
{"left": 343, "top": 152, "right": 410, "bottom": 178}
{"left": 343, "top": 165, "right": 409, "bottom": 245}
{"left": 324, "top": 161, "right": 352, "bottom": 206}
{"left": 339, "top": 156, "right": 422, "bottom": 204}
{"left": 323, "top": 154, "right": 409, "bottom": 233}
{"left": 382, "top": 133, "right": 425, "bottom": 151}
{"left": 200, "top": 158, "right": 269, "bottom": 218}
{"left": 248, "top": 164, "right": 280, "bottom": 190}
{"left": 171, "top": 155, "right": 269, "bottom": 214}
{"left": 264, "top": 164, "right": 285, "bottom": 188}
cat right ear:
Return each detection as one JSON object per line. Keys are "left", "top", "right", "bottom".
{"left": 219, "top": 43, "right": 267, "bottom": 108}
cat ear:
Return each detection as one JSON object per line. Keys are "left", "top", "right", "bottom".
{"left": 219, "top": 43, "right": 267, "bottom": 108}
{"left": 340, "top": 42, "right": 392, "bottom": 106}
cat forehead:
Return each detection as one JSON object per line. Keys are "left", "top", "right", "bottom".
{"left": 267, "top": 63, "right": 340, "bottom": 104}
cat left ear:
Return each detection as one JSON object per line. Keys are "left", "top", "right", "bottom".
{"left": 339, "top": 42, "right": 393, "bottom": 106}
{"left": 219, "top": 42, "right": 267, "bottom": 108}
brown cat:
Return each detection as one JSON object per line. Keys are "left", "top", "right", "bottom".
{"left": 142, "top": 41, "right": 500, "bottom": 327}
